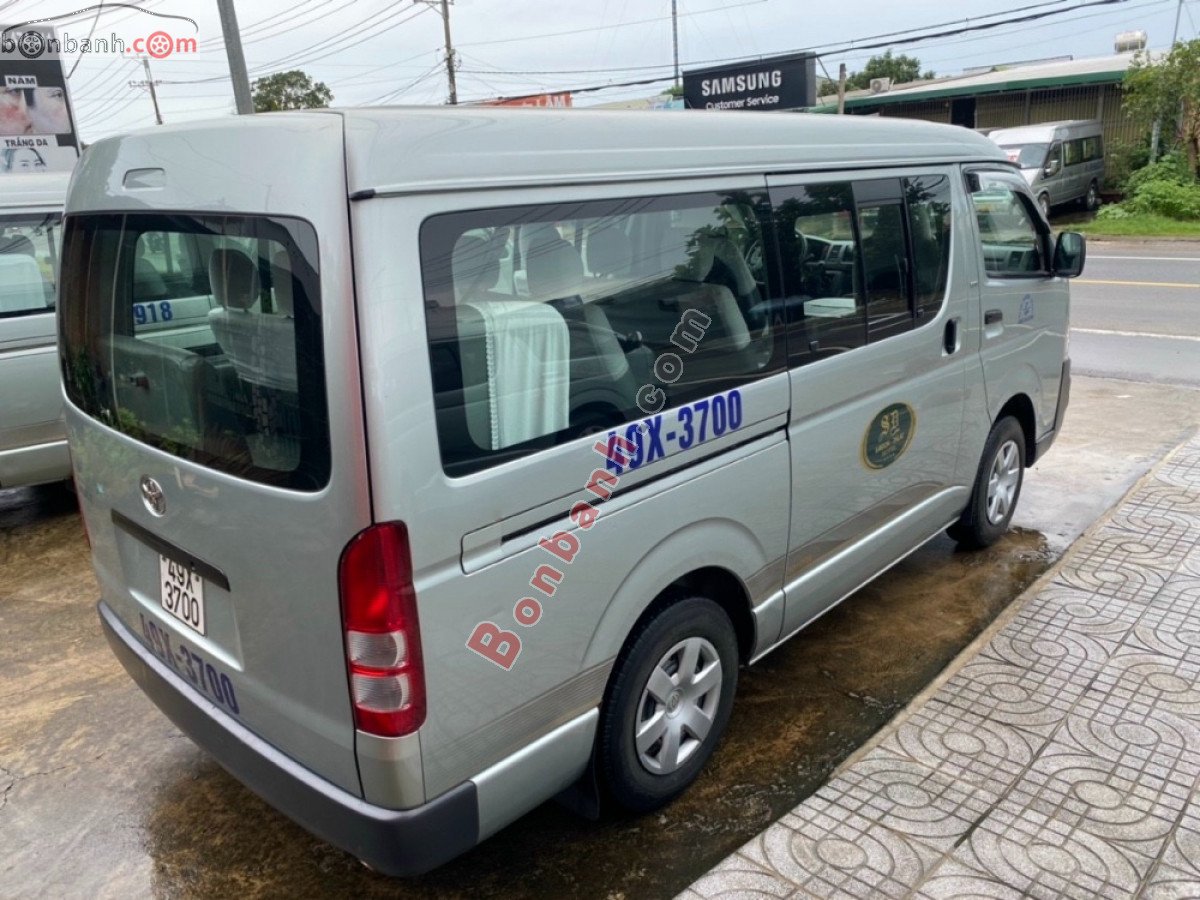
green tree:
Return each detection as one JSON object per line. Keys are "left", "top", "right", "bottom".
{"left": 251, "top": 69, "right": 333, "bottom": 112}
{"left": 845, "top": 51, "right": 934, "bottom": 91}
{"left": 1123, "top": 39, "right": 1200, "bottom": 175}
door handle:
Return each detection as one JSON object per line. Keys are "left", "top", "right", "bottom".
{"left": 943, "top": 317, "right": 960, "bottom": 354}
{"left": 984, "top": 309, "right": 1003, "bottom": 325}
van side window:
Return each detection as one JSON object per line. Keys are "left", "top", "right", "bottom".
{"left": 1063, "top": 139, "right": 1083, "bottom": 167}
{"left": 1082, "top": 136, "right": 1103, "bottom": 162}
{"left": 772, "top": 181, "right": 865, "bottom": 363}
{"left": 904, "top": 176, "right": 952, "bottom": 317}
{"left": 420, "top": 191, "right": 783, "bottom": 476}
{"left": 969, "top": 175, "right": 1046, "bottom": 277}
{"left": 855, "top": 179, "right": 912, "bottom": 340}
{"left": 0, "top": 213, "right": 60, "bottom": 318}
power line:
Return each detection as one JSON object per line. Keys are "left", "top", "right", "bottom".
{"left": 467, "top": 0, "right": 1133, "bottom": 103}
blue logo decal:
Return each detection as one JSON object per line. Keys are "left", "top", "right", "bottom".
{"left": 1018, "top": 294, "right": 1035, "bottom": 324}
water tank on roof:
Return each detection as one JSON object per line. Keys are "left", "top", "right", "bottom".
{"left": 1115, "top": 30, "right": 1148, "bottom": 53}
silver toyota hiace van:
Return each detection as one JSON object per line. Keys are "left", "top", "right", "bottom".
{"left": 60, "top": 108, "right": 1082, "bottom": 874}
{"left": 989, "top": 120, "right": 1105, "bottom": 218}
{"left": 1, "top": 171, "right": 70, "bottom": 490}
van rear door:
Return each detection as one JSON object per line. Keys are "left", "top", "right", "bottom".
{"left": 59, "top": 116, "right": 372, "bottom": 794}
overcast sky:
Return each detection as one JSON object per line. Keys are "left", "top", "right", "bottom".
{"left": 7, "top": 0, "right": 1196, "bottom": 142}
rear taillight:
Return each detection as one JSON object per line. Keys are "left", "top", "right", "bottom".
{"left": 338, "top": 522, "right": 425, "bottom": 737}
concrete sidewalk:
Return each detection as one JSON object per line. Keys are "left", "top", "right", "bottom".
{"left": 683, "top": 431, "right": 1200, "bottom": 899}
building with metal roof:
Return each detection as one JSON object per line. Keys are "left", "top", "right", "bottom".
{"left": 811, "top": 52, "right": 1150, "bottom": 182}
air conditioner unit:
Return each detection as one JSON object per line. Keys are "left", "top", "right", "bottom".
{"left": 869, "top": 77, "right": 893, "bottom": 94}
{"left": 1114, "top": 30, "right": 1148, "bottom": 53}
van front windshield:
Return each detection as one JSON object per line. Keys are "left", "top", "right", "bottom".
{"left": 1000, "top": 143, "right": 1049, "bottom": 169}
{"left": 0, "top": 212, "right": 60, "bottom": 318}
{"left": 58, "top": 213, "right": 330, "bottom": 490}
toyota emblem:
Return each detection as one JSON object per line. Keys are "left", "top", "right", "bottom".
{"left": 140, "top": 475, "right": 166, "bottom": 517}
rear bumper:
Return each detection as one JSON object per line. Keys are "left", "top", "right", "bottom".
{"left": 1033, "top": 359, "right": 1071, "bottom": 464}
{"left": 98, "top": 600, "right": 480, "bottom": 876}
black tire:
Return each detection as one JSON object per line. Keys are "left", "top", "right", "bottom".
{"left": 599, "top": 596, "right": 738, "bottom": 813}
{"left": 1038, "top": 193, "right": 1051, "bottom": 221}
{"left": 949, "top": 415, "right": 1026, "bottom": 550}
{"left": 1084, "top": 180, "right": 1100, "bottom": 212}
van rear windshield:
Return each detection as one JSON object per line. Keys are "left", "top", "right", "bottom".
{"left": 59, "top": 213, "right": 330, "bottom": 490}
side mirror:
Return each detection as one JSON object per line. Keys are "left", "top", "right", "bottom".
{"left": 1053, "top": 231, "right": 1086, "bottom": 278}
{"left": 1044, "top": 159, "right": 1062, "bottom": 177}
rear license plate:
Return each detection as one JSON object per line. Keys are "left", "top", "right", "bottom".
{"left": 159, "top": 555, "right": 205, "bottom": 636}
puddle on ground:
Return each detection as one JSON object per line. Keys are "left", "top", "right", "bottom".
{"left": 135, "top": 529, "right": 1052, "bottom": 899}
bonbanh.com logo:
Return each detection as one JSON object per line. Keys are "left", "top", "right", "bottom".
{"left": 2, "top": 4, "right": 198, "bottom": 59}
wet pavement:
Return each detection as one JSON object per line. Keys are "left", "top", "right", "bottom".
{"left": 685, "top": 430, "right": 1200, "bottom": 899}
{"left": 0, "top": 373, "right": 1195, "bottom": 899}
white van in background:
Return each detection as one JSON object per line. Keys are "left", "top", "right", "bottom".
{"left": 0, "top": 171, "right": 70, "bottom": 490}
{"left": 989, "top": 120, "right": 1105, "bottom": 218}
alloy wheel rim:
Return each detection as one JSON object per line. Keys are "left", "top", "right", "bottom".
{"left": 635, "top": 636, "right": 722, "bottom": 775}
{"left": 986, "top": 439, "right": 1021, "bottom": 525}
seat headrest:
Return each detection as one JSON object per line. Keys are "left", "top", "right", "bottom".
{"left": 584, "top": 227, "right": 632, "bottom": 277}
{"left": 209, "top": 248, "right": 259, "bottom": 311}
{"left": 452, "top": 233, "right": 503, "bottom": 301}
{"left": 679, "top": 231, "right": 757, "bottom": 296}
{"left": 525, "top": 236, "right": 583, "bottom": 300}
{"left": 270, "top": 250, "right": 294, "bottom": 317}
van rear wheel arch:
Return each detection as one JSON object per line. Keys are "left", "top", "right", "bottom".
{"left": 995, "top": 393, "right": 1036, "bottom": 467}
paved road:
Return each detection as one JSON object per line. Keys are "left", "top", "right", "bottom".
{"left": 1069, "top": 240, "right": 1200, "bottom": 388}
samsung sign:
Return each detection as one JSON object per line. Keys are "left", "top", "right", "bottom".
{"left": 683, "top": 53, "right": 816, "bottom": 111}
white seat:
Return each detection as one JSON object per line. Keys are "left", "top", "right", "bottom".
{"left": 207, "top": 248, "right": 297, "bottom": 393}
{"left": 0, "top": 254, "right": 48, "bottom": 314}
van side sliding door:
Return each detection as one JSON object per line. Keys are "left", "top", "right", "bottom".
{"left": 765, "top": 170, "right": 972, "bottom": 644}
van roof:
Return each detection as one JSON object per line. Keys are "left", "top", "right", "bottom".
{"left": 988, "top": 120, "right": 1102, "bottom": 144}
{"left": 334, "top": 107, "right": 1010, "bottom": 196}
{"left": 0, "top": 170, "right": 71, "bottom": 210}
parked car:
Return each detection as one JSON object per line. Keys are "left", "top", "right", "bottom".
{"left": 0, "top": 170, "right": 69, "bottom": 490}
{"left": 989, "top": 119, "right": 1105, "bottom": 218}
{"left": 60, "top": 108, "right": 1083, "bottom": 875}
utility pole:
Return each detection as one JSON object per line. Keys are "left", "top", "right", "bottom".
{"left": 671, "top": 0, "right": 680, "bottom": 90}
{"left": 416, "top": 0, "right": 457, "bottom": 104}
{"left": 837, "top": 63, "right": 847, "bottom": 114}
{"left": 129, "top": 57, "right": 163, "bottom": 125}
{"left": 1150, "top": 0, "right": 1185, "bottom": 161}
{"left": 216, "top": 0, "right": 254, "bottom": 114}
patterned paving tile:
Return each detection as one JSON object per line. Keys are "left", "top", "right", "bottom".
{"left": 879, "top": 703, "right": 1044, "bottom": 799}
{"left": 740, "top": 807, "right": 942, "bottom": 898}
{"left": 1141, "top": 863, "right": 1200, "bottom": 899}
{"left": 953, "top": 803, "right": 1147, "bottom": 899}
{"left": 912, "top": 858, "right": 1025, "bottom": 899}
{"left": 1054, "top": 552, "right": 1169, "bottom": 606}
{"left": 800, "top": 754, "right": 1000, "bottom": 851}
{"left": 683, "top": 435, "right": 1200, "bottom": 900}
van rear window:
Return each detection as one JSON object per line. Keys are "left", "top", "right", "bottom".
{"left": 0, "top": 213, "right": 60, "bottom": 318}
{"left": 59, "top": 213, "right": 330, "bottom": 490}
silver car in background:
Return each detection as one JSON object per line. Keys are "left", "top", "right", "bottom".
{"left": 0, "top": 171, "right": 69, "bottom": 490}
{"left": 989, "top": 119, "right": 1105, "bottom": 218}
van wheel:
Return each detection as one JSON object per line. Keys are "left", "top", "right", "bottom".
{"left": 1038, "top": 193, "right": 1051, "bottom": 220}
{"left": 949, "top": 416, "right": 1026, "bottom": 550}
{"left": 1084, "top": 180, "right": 1100, "bottom": 211}
{"left": 599, "top": 596, "right": 738, "bottom": 813}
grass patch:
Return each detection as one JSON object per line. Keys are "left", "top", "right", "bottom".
{"left": 1076, "top": 213, "right": 1200, "bottom": 237}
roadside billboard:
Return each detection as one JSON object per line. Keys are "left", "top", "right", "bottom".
{"left": 683, "top": 53, "right": 817, "bottom": 111}
{"left": 1, "top": 25, "right": 80, "bottom": 175}
{"left": 485, "top": 92, "right": 573, "bottom": 108}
